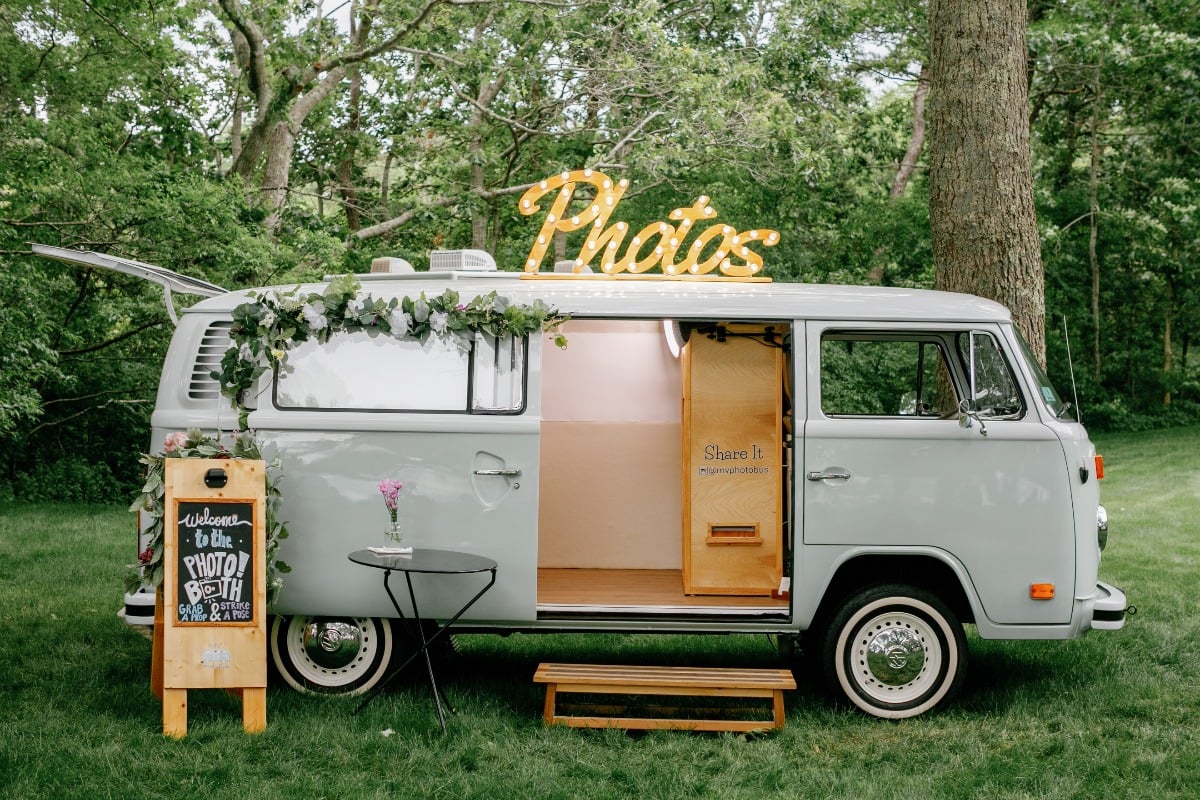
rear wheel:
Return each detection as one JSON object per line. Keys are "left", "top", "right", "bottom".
{"left": 820, "top": 584, "right": 966, "bottom": 719}
{"left": 270, "top": 615, "right": 394, "bottom": 696}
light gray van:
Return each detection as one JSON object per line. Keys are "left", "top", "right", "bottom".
{"left": 38, "top": 244, "right": 1127, "bottom": 719}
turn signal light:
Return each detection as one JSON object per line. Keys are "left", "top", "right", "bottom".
{"left": 1030, "top": 583, "right": 1055, "bottom": 600}
{"left": 1095, "top": 455, "right": 1105, "bottom": 480}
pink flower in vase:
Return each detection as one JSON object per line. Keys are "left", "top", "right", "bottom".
{"left": 377, "top": 478, "right": 404, "bottom": 525}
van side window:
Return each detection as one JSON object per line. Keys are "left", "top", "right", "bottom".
{"left": 820, "top": 334, "right": 958, "bottom": 417}
{"left": 274, "top": 330, "right": 525, "bottom": 413}
{"left": 955, "top": 332, "right": 1024, "bottom": 418}
{"left": 472, "top": 333, "right": 525, "bottom": 412}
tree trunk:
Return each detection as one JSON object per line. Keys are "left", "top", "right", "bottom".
{"left": 891, "top": 65, "right": 930, "bottom": 200}
{"left": 1087, "top": 55, "right": 1106, "bottom": 383}
{"left": 230, "top": 89, "right": 243, "bottom": 168}
{"left": 467, "top": 76, "right": 488, "bottom": 249}
{"left": 260, "top": 119, "right": 297, "bottom": 234}
{"left": 555, "top": 230, "right": 568, "bottom": 265}
{"left": 224, "top": 14, "right": 253, "bottom": 175}
{"left": 381, "top": 147, "right": 394, "bottom": 216}
{"left": 466, "top": 11, "right": 502, "bottom": 251}
{"left": 1089, "top": 120, "right": 1102, "bottom": 383}
{"left": 1163, "top": 281, "right": 1173, "bottom": 408}
{"left": 216, "top": 0, "right": 363, "bottom": 232}
{"left": 928, "top": 0, "right": 1046, "bottom": 364}
{"left": 869, "top": 65, "right": 929, "bottom": 285}
{"left": 337, "top": 63, "right": 363, "bottom": 233}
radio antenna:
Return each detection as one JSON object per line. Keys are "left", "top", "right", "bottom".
{"left": 1062, "top": 316, "right": 1082, "bottom": 423}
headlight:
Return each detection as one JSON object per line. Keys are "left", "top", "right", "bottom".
{"left": 1097, "top": 504, "right": 1108, "bottom": 551}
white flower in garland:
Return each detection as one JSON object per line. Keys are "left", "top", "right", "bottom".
{"left": 429, "top": 310, "right": 449, "bottom": 335}
{"left": 301, "top": 300, "right": 328, "bottom": 331}
{"left": 412, "top": 297, "right": 430, "bottom": 323}
{"left": 387, "top": 307, "right": 412, "bottom": 337}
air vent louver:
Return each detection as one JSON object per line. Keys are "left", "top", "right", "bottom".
{"left": 188, "top": 321, "right": 233, "bottom": 401}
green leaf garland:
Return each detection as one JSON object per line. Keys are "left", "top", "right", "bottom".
{"left": 131, "top": 277, "right": 565, "bottom": 600}
{"left": 129, "top": 429, "right": 290, "bottom": 604}
{"left": 214, "top": 277, "right": 568, "bottom": 426}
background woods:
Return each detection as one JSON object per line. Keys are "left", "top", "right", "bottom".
{"left": 1, "top": 0, "right": 1197, "bottom": 500}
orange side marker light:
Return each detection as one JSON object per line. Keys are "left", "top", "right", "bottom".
{"left": 1094, "top": 455, "right": 1105, "bottom": 480}
{"left": 1030, "top": 583, "right": 1055, "bottom": 600}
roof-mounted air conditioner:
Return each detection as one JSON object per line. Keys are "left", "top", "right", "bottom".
{"left": 370, "top": 257, "right": 415, "bottom": 274}
{"left": 429, "top": 249, "right": 497, "bottom": 272}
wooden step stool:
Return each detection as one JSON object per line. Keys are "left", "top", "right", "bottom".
{"left": 533, "top": 663, "right": 796, "bottom": 733}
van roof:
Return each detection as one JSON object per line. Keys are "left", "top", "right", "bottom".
{"left": 186, "top": 271, "right": 1013, "bottom": 324}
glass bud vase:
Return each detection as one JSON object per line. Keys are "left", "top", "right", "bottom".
{"left": 385, "top": 520, "right": 403, "bottom": 544}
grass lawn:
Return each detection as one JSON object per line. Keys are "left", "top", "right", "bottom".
{"left": 0, "top": 426, "right": 1197, "bottom": 800}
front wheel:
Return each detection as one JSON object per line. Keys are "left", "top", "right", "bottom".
{"left": 270, "top": 615, "right": 394, "bottom": 696}
{"left": 820, "top": 584, "right": 966, "bottom": 719}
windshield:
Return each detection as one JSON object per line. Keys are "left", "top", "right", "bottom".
{"left": 1015, "top": 330, "right": 1075, "bottom": 420}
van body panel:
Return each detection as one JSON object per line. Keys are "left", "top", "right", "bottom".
{"left": 801, "top": 419, "right": 1075, "bottom": 624}
{"left": 142, "top": 272, "right": 1123, "bottom": 666}
{"left": 1052, "top": 421, "right": 1103, "bottom": 601}
{"left": 1000, "top": 327, "right": 1105, "bottom": 608}
{"left": 251, "top": 426, "right": 539, "bottom": 623}
{"left": 150, "top": 314, "right": 240, "bottom": 431}
{"left": 801, "top": 318, "right": 1076, "bottom": 625}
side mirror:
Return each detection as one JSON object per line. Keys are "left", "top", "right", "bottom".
{"left": 957, "top": 398, "right": 988, "bottom": 437}
{"left": 957, "top": 330, "right": 988, "bottom": 437}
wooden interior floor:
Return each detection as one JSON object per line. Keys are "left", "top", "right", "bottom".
{"left": 537, "top": 568, "right": 789, "bottom": 609}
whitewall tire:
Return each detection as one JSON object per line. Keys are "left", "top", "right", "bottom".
{"left": 269, "top": 615, "right": 394, "bottom": 696}
{"left": 821, "top": 584, "right": 967, "bottom": 719}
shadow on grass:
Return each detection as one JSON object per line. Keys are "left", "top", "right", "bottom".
{"left": 956, "top": 632, "right": 1116, "bottom": 716}
{"left": 88, "top": 619, "right": 1127, "bottom": 730}
{"left": 73, "top": 619, "right": 1124, "bottom": 731}
{"left": 417, "top": 632, "right": 833, "bottom": 723}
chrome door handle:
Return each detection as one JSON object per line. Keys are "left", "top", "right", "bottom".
{"left": 807, "top": 470, "right": 851, "bottom": 481}
{"left": 473, "top": 468, "right": 522, "bottom": 477}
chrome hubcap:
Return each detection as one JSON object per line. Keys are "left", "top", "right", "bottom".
{"left": 301, "top": 619, "right": 363, "bottom": 669}
{"left": 864, "top": 624, "right": 926, "bottom": 686}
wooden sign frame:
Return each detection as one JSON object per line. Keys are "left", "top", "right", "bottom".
{"left": 157, "top": 457, "right": 267, "bottom": 737}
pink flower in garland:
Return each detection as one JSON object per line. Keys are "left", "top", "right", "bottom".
{"left": 163, "top": 431, "right": 188, "bottom": 453}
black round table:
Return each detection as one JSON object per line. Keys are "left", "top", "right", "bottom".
{"left": 347, "top": 547, "right": 497, "bottom": 730}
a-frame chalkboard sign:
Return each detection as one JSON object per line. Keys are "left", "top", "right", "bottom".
{"left": 155, "top": 457, "right": 267, "bottom": 737}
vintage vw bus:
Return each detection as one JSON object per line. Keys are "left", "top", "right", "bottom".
{"left": 37, "top": 213, "right": 1126, "bottom": 720}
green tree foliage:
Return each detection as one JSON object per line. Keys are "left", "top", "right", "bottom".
{"left": 0, "top": 2, "right": 313, "bottom": 495}
{"left": 1, "top": 0, "right": 1196, "bottom": 500}
{"left": 1031, "top": 0, "right": 1200, "bottom": 419}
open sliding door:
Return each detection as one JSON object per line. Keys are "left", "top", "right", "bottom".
{"left": 681, "top": 324, "right": 785, "bottom": 596}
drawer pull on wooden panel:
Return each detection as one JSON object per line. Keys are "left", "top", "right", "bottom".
{"left": 706, "top": 524, "right": 761, "bottom": 545}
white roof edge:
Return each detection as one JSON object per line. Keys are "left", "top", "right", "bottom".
{"left": 184, "top": 273, "right": 1013, "bottom": 324}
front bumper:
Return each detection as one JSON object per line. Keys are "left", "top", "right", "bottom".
{"left": 1090, "top": 580, "right": 1127, "bottom": 631}
{"left": 120, "top": 587, "right": 156, "bottom": 626}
